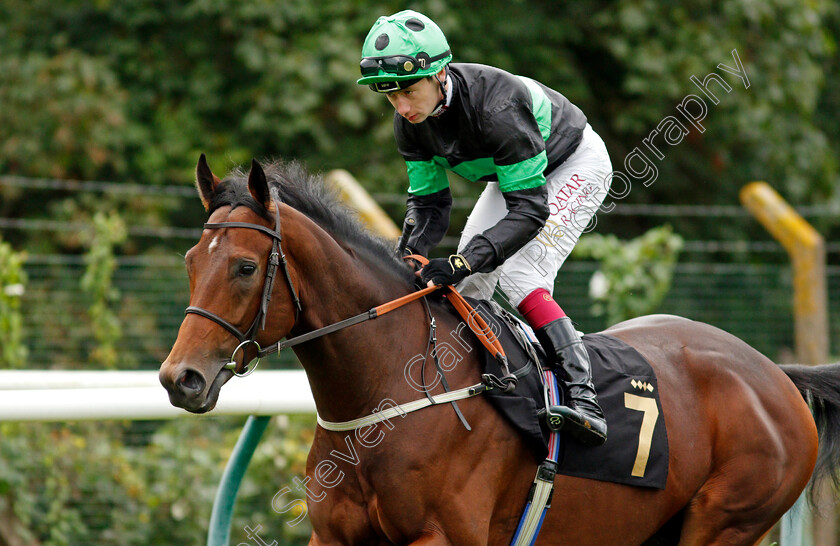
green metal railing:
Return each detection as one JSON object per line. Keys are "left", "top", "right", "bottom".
{"left": 207, "top": 415, "right": 272, "bottom": 546}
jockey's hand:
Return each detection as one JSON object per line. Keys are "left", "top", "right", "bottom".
{"left": 420, "top": 254, "right": 472, "bottom": 288}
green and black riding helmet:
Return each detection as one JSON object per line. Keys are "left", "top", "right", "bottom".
{"left": 358, "top": 10, "right": 452, "bottom": 93}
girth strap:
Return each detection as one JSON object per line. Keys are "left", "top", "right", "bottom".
{"left": 510, "top": 370, "right": 562, "bottom": 546}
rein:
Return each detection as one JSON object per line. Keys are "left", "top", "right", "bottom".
{"left": 184, "top": 203, "right": 517, "bottom": 395}
{"left": 259, "top": 284, "right": 440, "bottom": 356}
{"left": 186, "top": 195, "right": 554, "bottom": 543}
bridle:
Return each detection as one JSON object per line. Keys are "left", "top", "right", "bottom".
{"left": 181, "top": 188, "right": 439, "bottom": 378}
{"left": 184, "top": 188, "right": 301, "bottom": 376}
{"left": 182, "top": 188, "right": 517, "bottom": 393}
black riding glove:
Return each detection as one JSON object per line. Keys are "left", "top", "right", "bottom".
{"left": 420, "top": 254, "right": 472, "bottom": 286}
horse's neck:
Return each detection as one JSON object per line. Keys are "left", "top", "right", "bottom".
{"left": 286, "top": 221, "right": 429, "bottom": 421}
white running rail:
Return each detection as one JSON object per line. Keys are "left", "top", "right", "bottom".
{"left": 0, "top": 370, "right": 315, "bottom": 421}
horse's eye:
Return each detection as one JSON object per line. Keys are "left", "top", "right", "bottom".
{"left": 238, "top": 263, "right": 257, "bottom": 277}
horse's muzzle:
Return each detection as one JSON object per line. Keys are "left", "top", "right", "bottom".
{"left": 159, "top": 362, "right": 233, "bottom": 413}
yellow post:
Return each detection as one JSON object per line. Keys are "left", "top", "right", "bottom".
{"left": 739, "top": 182, "right": 828, "bottom": 365}
{"left": 740, "top": 181, "right": 830, "bottom": 545}
{"left": 325, "top": 170, "right": 401, "bottom": 238}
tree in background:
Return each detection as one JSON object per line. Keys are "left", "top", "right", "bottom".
{"left": 0, "top": 0, "right": 837, "bottom": 253}
{"left": 0, "top": 239, "right": 27, "bottom": 369}
{"left": 574, "top": 225, "right": 683, "bottom": 325}
{"left": 0, "top": 416, "right": 314, "bottom": 545}
{"left": 0, "top": 3, "right": 837, "bottom": 543}
{"left": 81, "top": 211, "right": 128, "bottom": 369}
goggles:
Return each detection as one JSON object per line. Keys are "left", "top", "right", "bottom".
{"left": 369, "top": 78, "right": 422, "bottom": 93}
{"left": 359, "top": 50, "right": 451, "bottom": 77}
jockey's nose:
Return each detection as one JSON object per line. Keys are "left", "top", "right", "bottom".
{"left": 394, "top": 96, "right": 411, "bottom": 116}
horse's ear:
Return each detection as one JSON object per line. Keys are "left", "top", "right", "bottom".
{"left": 247, "top": 159, "right": 271, "bottom": 210}
{"left": 196, "top": 153, "right": 221, "bottom": 212}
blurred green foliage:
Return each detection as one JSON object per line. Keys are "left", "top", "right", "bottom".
{"left": 0, "top": 415, "right": 314, "bottom": 545}
{"left": 81, "top": 211, "right": 128, "bottom": 369}
{"left": 574, "top": 225, "right": 684, "bottom": 324}
{"left": 1, "top": 1, "right": 838, "bottom": 543}
{"left": 0, "top": 239, "right": 28, "bottom": 368}
{"left": 0, "top": 0, "right": 838, "bottom": 251}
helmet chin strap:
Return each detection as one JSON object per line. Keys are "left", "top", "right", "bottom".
{"left": 430, "top": 72, "right": 452, "bottom": 117}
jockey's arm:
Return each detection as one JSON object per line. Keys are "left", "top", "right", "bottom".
{"left": 399, "top": 187, "right": 452, "bottom": 257}
{"left": 459, "top": 184, "right": 549, "bottom": 273}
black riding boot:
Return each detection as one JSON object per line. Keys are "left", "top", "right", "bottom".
{"left": 536, "top": 317, "right": 607, "bottom": 446}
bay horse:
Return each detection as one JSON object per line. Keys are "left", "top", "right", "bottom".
{"left": 160, "top": 155, "right": 840, "bottom": 545}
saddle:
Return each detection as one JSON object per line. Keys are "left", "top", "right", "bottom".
{"left": 462, "top": 298, "right": 670, "bottom": 490}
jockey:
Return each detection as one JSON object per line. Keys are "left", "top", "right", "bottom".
{"left": 358, "top": 10, "right": 613, "bottom": 446}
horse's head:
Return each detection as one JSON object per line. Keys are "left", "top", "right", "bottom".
{"left": 159, "top": 155, "right": 299, "bottom": 413}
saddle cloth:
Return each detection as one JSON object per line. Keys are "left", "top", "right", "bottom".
{"left": 466, "top": 299, "right": 669, "bottom": 490}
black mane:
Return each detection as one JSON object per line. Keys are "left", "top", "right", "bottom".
{"left": 214, "top": 160, "right": 412, "bottom": 283}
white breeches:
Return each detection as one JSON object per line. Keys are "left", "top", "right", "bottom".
{"left": 456, "top": 123, "right": 613, "bottom": 307}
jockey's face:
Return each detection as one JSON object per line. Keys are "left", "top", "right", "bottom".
{"left": 385, "top": 70, "right": 445, "bottom": 124}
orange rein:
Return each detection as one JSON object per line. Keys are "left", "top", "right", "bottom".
{"left": 261, "top": 254, "right": 510, "bottom": 379}
{"left": 372, "top": 284, "right": 440, "bottom": 315}
{"left": 399, "top": 254, "right": 508, "bottom": 364}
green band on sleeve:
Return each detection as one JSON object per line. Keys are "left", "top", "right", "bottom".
{"left": 497, "top": 152, "right": 548, "bottom": 192}
{"left": 406, "top": 160, "right": 450, "bottom": 195}
{"left": 518, "top": 76, "right": 552, "bottom": 141}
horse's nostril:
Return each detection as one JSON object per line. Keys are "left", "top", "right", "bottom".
{"left": 177, "top": 369, "right": 206, "bottom": 396}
